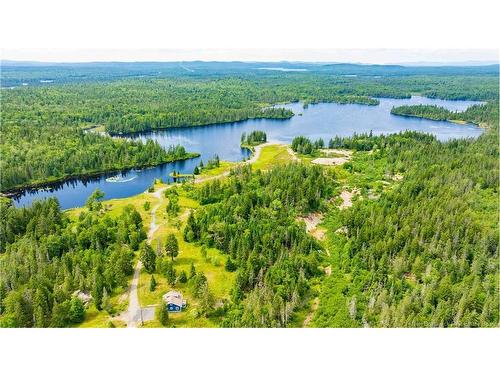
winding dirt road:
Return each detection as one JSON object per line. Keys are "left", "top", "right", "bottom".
{"left": 122, "top": 187, "right": 166, "bottom": 327}
{"left": 121, "top": 143, "right": 293, "bottom": 327}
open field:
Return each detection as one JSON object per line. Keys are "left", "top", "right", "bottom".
{"left": 251, "top": 144, "right": 295, "bottom": 170}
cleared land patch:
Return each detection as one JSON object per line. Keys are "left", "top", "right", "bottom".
{"left": 311, "top": 148, "right": 353, "bottom": 166}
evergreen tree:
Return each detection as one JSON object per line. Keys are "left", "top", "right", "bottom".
{"left": 93, "top": 273, "right": 104, "bottom": 310}
{"left": 165, "top": 233, "right": 179, "bottom": 261}
{"left": 149, "top": 275, "right": 157, "bottom": 292}
{"left": 69, "top": 297, "right": 85, "bottom": 323}
{"left": 157, "top": 303, "right": 169, "bottom": 326}
{"left": 140, "top": 242, "right": 156, "bottom": 273}
{"left": 165, "top": 262, "right": 177, "bottom": 286}
{"left": 225, "top": 257, "right": 237, "bottom": 272}
{"left": 102, "top": 288, "right": 112, "bottom": 314}
{"left": 189, "top": 263, "right": 197, "bottom": 279}
{"left": 86, "top": 189, "right": 105, "bottom": 211}
{"left": 178, "top": 270, "right": 188, "bottom": 283}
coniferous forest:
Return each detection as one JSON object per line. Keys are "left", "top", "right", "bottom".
{"left": 0, "top": 61, "right": 498, "bottom": 328}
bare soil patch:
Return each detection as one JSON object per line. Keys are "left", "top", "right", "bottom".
{"left": 322, "top": 149, "right": 353, "bottom": 157}
{"left": 324, "top": 266, "right": 332, "bottom": 276}
{"left": 299, "top": 213, "right": 326, "bottom": 240}
{"left": 339, "top": 188, "right": 360, "bottom": 210}
{"left": 302, "top": 297, "right": 320, "bottom": 328}
{"left": 312, "top": 148, "right": 353, "bottom": 166}
{"left": 312, "top": 157, "right": 349, "bottom": 166}
{"left": 385, "top": 173, "right": 404, "bottom": 181}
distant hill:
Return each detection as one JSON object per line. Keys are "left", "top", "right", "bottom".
{"left": 1, "top": 60, "right": 498, "bottom": 87}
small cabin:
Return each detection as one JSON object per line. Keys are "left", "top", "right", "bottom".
{"left": 162, "top": 291, "right": 187, "bottom": 312}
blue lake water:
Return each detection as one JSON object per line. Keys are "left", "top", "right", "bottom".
{"left": 13, "top": 96, "right": 484, "bottom": 209}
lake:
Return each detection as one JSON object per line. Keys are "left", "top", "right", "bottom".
{"left": 12, "top": 96, "right": 484, "bottom": 209}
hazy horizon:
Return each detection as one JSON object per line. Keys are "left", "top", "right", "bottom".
{"left": 2, "top": 48, "right": 498, "bottom": 65}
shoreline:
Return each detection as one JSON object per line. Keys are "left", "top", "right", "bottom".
{"left": 105, "top": 96, "right": 390, "bottom": 137}
{"left": 1, "top": 152, "right": 200, "bottom": 198}
{"left": 110, "top": 113, "right": 295, "bottom": 137}
{"left": 390, "top": 112, "right": 483, "bottom": 128}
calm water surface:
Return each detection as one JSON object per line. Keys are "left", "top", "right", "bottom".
{"left": 13, "top": 96, "right": 484, "bottom": 209}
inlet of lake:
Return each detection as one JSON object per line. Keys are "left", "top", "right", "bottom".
{"left": 13, "top": 96, "right": 484, "bottom": 209}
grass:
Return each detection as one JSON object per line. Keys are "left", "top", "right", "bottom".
{"left": 169, "top": 172, "right": 195, "bottom": 179}
{"left": 66, "top": 189, "right": 160, "bottom": 230}
{"left": 66, "top": 182, "right": 167, "bottom": 328}
{"left": 198, "top": 161, "right": 236, "bottom": 177}
{"left": 76, "top": 286, "right": 129, "bottom": 328}
{"left": 296, "top": 153, "right": 317, "bottom": 165}
{"left": 138, "top": 187, "right": 235, "bottom": 328}
{"left": 64, "top": 144, "right": 296, "bottom": 327}
{"left": 252, "top": 144, "right": 294, "bottom": 170}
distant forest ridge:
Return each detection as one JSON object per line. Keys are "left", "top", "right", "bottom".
{"left": 1, "top": 61, "right": 498, "bottom": 87}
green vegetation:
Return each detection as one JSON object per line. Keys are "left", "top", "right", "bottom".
{"left": 391, "top": 101, "right": 498, "bottom": 127}
{"left": 241, "top": 130, "right": 267, "bottom": 146}
{"left": 1, "top": 63, "right": 498, "bottom": 328}
{"left": 157, "top": 302, "right": 169, "bottom": 326}
{"left": 197, "top": 161, "right": 236, "bottom": 178}
{"left": 251, "top": 144, "right": 295, "bottom": 170}
{"left": 0, "top": 194, "right": 146, "bottom": 327}
{"left": 184, "top": 163, "right": 332, "bottom": 327}
{"left": 0, "top": 125, "right": 197, "bottom": 192}
{"left": 137, "top": 185, "right": 236, "bottom": 327}
{"left": 2, "top": 65, "right": 497, "bottom": 193}
{"left": 314, "top": 125, "right": 498, "bottom": 327}
{"left": 291, "top": 136, "right": 325, "bottom": 155}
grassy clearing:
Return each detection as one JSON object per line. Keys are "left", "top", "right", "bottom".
{"left": 252, "top": 144, "right": 294, "bottom": 170}
{"left": 198, "top": 161, "right": 236, "bottom": 177}
{"left": 76, "top": 286, "right": 129, "bottom": 328}
{"left": 66, "top": 189, "right": 160, "bottom": 229}
{"left": 66, "top": 143, "right": 297, "bottom": 327}
{"left": 138, "top": 187, "right": 235, "bottom": 328}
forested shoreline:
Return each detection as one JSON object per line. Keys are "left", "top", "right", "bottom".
{"left": 391, "top": 101, "right": 498, "bottom": 126}
{"left": 0, "top": 129, "right": 197, "bottom": 192}
{"left": 2, "top": 67, "right": 498, "bottom": 193}
{"left": 0, "top": 63, "right": 498, "bottom": 328}
{"left": 312, "top": 99, "right": 499, "bottom": 327}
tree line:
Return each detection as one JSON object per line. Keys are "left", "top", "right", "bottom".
{"left": 391, "top": 101, "right": 498, "bottom": 125}
{"left": 0, "top": 192, "right": 147, "bottom": 327}
{"left": 241, "top": 130, "right": 267, "bottom": 146}
{"left": 314, "top": 118, "right": 498, "bottom": 327}
{"left": 183, "top": 163, "right": 333, "bottom": 326}
{"left": 0, "top": 124, "right": 194, "bottom": 192}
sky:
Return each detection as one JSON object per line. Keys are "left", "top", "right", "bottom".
{"left": 2, "top": 48, "right": 498, "bottom": 65}
{"left": 1, "top": 0, "right": 498, "bottom": 65}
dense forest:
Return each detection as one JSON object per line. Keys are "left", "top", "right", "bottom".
{"left": 313, "top": 103, "right": 499, "bottom": 327}
{"left": 0, "top": 193, "right": 145, "bottom": 327}
{"left": 2, "top": 61, "right": 498, "bottom": 87}
{"left": 391, "top": 101, "right": 498, "bottom": 125}
{"left": 2, "top": 65, "right": 498, "bottom": 192}
{"left": 184, "top": 164, "right": 332, "bottom": 326}
{"left": 0, "top": 62, "right": 498, "bottom": 327}
{"left": 241, "top": 130, "right": 267, "bottom": 145}
{"left": 0, "top": 124, "right": 194, "bottom": 192}
{"left": 291, "top": 135, "right": 325, "bottom": 155}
